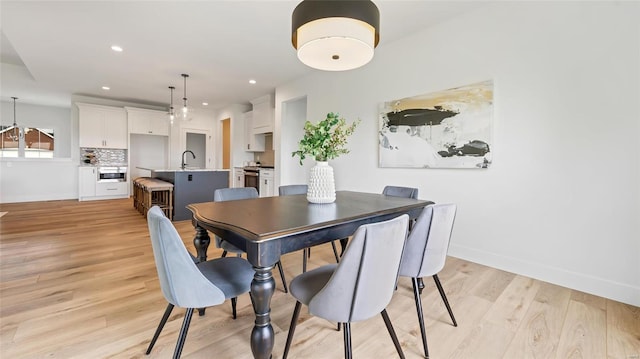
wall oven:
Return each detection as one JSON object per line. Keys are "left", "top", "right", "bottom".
{"left": 97, "top": 166, "right": 127, "bottom": 182}
{"left": 243, "top": 167, "right": 259, "bottom": 194}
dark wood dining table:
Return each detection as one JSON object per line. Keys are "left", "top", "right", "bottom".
{"left": 187, "top": 190, "right": 432, "bottom": 359}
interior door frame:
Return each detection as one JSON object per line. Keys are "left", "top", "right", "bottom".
{"left": 180, "top": 128, "right": 212, "bottom": 168}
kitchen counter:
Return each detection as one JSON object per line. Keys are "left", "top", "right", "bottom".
{"left": 151, "top": 169, "right": 229, "bottom": 220}
{"left": 138, "top": 167, "right": 229, "bottom": 172}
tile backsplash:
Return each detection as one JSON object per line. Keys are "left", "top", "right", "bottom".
{"left": 81, "top": 148, "right": 127, "bottom": 165}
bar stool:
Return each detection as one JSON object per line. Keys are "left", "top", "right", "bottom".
{"left": 132, "top": 177, "right": 151, "bottom": 214}
{"left": 140, "top": 178, "right": 174, "bottom": 220}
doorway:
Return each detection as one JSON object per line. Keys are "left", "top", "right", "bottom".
{"left": 222, "top": 118, "right": 230, "bottom": 169}
{"left": 182, "top": 128, "right": 211, "bottom": 168}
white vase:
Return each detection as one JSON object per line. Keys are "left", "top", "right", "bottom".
{"left": 307, "top": 161, "right": 336, "bottom": 204}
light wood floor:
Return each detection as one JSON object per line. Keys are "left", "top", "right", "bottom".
{"left": 1, "top": 199, "right": 638, "bottom": 359}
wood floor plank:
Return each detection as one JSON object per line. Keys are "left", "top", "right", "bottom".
{"left": 606, "top": 299, "right": 640, "bottom": 359}
{"left": 502, "top": 281, "right": 572, "bottom": 359}
{"left": 555, "top": 296, "right": 607, "bottom": 359}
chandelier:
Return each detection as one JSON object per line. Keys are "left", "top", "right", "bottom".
{"left": 291, "top": 0, "right": 380, "bottom": 71}
{"left": 168, "top": 86, "right": 175, "bottom": 125}
{"left": 8, "top": 97, "right": 21, "bottom": 141}
{"left": 181, "top": 74, "right": 189, "bottom": 120}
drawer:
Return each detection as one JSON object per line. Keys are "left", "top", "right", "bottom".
{"left": 96, "top": 181, "right": 128, "bottom": 196}
{"left": 259, "top": 169, "right": 273, "bottom": 177}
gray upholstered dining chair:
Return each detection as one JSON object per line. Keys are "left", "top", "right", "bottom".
{"left": 382, "top": 185, "right": 419, "bottom": 199}
{"left": 279, "top": 184, "right": 340, "bottom": 271}
{"left": 145, "top": 206, "right": 254, "bottom": 359}
{"left": 283, "top": 214, "right": 410, "bottom": 359}
{"left": 338, "top": 185, "right": 419, "bottom": 257}
{"left": 213, "top": 187, "right": 288, "bottom": 293}
{"left": 398, "top": 203, "right": 458, "bottom": 359}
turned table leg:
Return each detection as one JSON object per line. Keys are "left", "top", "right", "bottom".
{"left": 193, "top": 225, "right": 210, "bottom": 263}
{"left": 250, "top": 265, "right": 276, "bottom": 359}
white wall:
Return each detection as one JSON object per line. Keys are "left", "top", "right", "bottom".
{"left": 275, "top": 2, "right": 640, "bottom": 305}
{"left": 1, "top": 101, "right": 75, "bottom": 203}
{"left": 276, "top": 96, "right": 307, "bottom": 188}
{"left": 0, "top": 100, "right": 71, "bottom": 157}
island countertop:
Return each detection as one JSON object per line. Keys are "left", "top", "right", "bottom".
{"left": 137, "top": 167, "right": 230, "bottom": 172}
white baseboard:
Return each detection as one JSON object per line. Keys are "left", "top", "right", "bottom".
{"left": 0, "top": 193, "right": 77, "bottom": 204}
{"left": 448, "top": 243, "right": 640, "bottom": 307}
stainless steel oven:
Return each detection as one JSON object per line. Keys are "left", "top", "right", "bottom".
{"left": 243, "top": 167, "right": 259, "bottom": 193}
{"left": 97, "top": 166, "right": 127, "bottom": 182}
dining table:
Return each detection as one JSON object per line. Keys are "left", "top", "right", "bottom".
{"left": 187, "top": 190, "right": 432, "bottom": 359}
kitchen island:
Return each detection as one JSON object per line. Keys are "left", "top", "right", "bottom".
{"left": 149, "top": 168, "right": 230, "bottom": 220}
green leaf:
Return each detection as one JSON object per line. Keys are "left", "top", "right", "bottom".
{"left": 292, "top": 113, "right": 360, "bottom": 165}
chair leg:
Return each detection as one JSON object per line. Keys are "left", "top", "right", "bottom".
{"left": 412, "top": 277, "right": 429, "bottom": 359}
{"left": 433, "top": 274, "right": 457, "bottom": 327}
{"left": 276, "top": 260, "right": 288, "bottom": 293}
{"left": 339, "top": 238, "right": 348, "bottom": 257}
{"left": 343, "top": 322, "right": 352, "bottom": 359}
{"left": 198, "top": 308, "right": 205, "bottom": 316}
{"left": 283, "top": 301, "right": 302, "bottom": 359}
{"left": 381, "top": 309, "right": 405, "bottom": 359}
{"left": 231, "top": 297, "right": 237, "bottom": 319}
{"left": 146, "top": 303, "right": 174, "bottom": 354}
{"left": 302, "top": 248, "right": 308, "bottom": 273}
{"left": 331, "top": 241, "right": 340, "bottom": 263}
{"left": 173, "top": 307, "right": 194, "bottom": 359}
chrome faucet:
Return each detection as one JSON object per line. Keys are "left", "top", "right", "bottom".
{"left": 181, "top": 150, "right": 196, "bottom": 170}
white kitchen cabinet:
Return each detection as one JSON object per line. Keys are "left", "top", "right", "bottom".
{"left": 78, "top": 166, "right": 129, "bottom": 201}
{"left": 244, "top": 111, "right": 265, "bottom": 152}
{"left": 95, "top": 181, "right": 128, "bottom": 197}
{"left": 126, "top": 107, "right": 170, "bottom": 136}
{"left": 259, "top": 168, "right": 274, "bottom": 197}
{"left": 250, "top": 94, "right": 274, "bottom": 134}
{"left": 77, "top": 103, "right": 128, "bottom": 149}
{"left": 78, "top": 167, "right": 97, "bottom": 199}
{"left": 233, "top": 167, "right": 245, "bottom": 188}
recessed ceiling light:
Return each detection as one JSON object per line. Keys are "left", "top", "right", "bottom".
{"left": 202, "top": 102, "right": 208, "bottom": 106}
{"left": 249, "top": 79, "right": 257, "bottom": 84}
{"left": 102, "top": 86, "right": 110, "bottom": 90}
{"left": 111, "top": 45, "right": 123, "bottom": 52}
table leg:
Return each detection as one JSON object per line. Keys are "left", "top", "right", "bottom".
{"left": 250, "top": 265, "right": 276, "bottom": 359}
{"left": 193, "top": 225, "right": 210, "bottom": 262}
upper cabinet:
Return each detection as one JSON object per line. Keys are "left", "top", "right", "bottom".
{"left": 250, "top": 94, "right": 274, "bottom": 134}
{"left": 244, "top": 111, "right": 265, "bottom": 152}
{"left": 77, "top": 103, "right": 128, "bottom": 149}
{"left": 126, "top": 107, "right": 170, "bottom": 136}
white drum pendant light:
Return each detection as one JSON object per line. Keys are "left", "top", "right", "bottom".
{"left": 292, "top": 0, "right": 380, "bottom": 71}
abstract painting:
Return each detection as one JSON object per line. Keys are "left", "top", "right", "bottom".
{"left": 379, "top": 80, "right": 493, "bottom": 169}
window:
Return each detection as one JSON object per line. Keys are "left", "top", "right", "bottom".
{"left": 0, "top": 126, "right": 55, "bottom": 158}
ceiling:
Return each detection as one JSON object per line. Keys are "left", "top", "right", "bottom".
{"left": 0, "top": 1, "right": 487, "bottom": 111}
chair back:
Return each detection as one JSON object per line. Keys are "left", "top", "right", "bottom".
{"left": 147, "top": 206, "right": 226, "bottom": 308}
{"left": 382, "top": 185, "right": 419, "bottom": 199}
{"left": 399, "top": 204, "right": 457, "bottom": 278}
{"left": 308, "top": 214, "right": 409, "bottom": 323}
{"left": 213, "top": 187, "right": 259, "bottom": 248}
{"left": 214, "top": 187, "right": 259, "bottom": 202}
{"left": 279, "top": 184, "right": 308, "bottom": 196}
